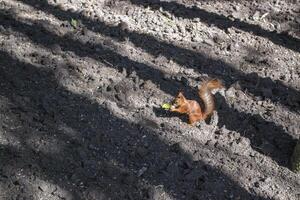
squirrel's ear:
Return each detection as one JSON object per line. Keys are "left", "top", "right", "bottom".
{"left": 211, "top": 78, "right": 224, "bottom": 87}
{"left": 178, "top": 91, "right": 184, "bottom": 96}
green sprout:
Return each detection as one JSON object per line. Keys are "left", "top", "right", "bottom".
{"left": 162, "top": 103, "right": 171, "bottom": 110}
{"left": 70, "top": 19, "right": 78, "bottom": 28}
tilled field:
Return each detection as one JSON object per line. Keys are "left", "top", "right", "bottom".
{"left": 0, "top": 0, "right": 299, "bottom": 199}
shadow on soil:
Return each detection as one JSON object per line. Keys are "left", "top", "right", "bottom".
{"left": 14, "top": 0, "right": 300, "bottom": 114}
{"left": 0, "top": 50, "right": 270, "bottom": 199}
{"left": 0, "top": 7, "right": 296, "bottom": 167}
{"left": 129, "top": 0, "right": 300, "bottom": 53}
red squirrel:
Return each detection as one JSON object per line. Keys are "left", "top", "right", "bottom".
{"left": 170, "top": 79, "right": 223, "bottom": 124}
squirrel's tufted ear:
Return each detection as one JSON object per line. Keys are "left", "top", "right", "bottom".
{"left": 177, "top": 91, "right": 184, "bottom": 98}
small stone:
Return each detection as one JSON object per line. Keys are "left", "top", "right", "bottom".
{"left": 137, "top": 166, "right": 147, "bottom": 177}
{"left": 249, "top": 151, "right": 256, "bottom": 157}
{"left": 225, "top": 28, "right": 235, "bottom": 35}
{"left": 226, "top": 87, "right": 236, "bottom": 98}
{"left": 213, "top": 35, "right": 224, "bottom": 45}
{"left": 252, "top": 11, "right": 260, "bottom": 21}
{"left": 175, "top": 75, "right": 182, "bottom": 82}
{"left": 232, "top": 11, "right": 243, "bottom": 19}
{"left": 50, "top": 44, "right": 62, "bottom": 54}
{"left": 233, "top": 42, "right": 240, "bottom": 49}
{"left": 163, "top": 73, "right": 172, "bottom": 80}
{"left": 121, "top": 68, "right": 127, "bottom": 77}
{"left": 203, "top": 38, "right": 214, "bottom": 46}
{"left": 183, "top": 68, "right": 194, "bottom": 75}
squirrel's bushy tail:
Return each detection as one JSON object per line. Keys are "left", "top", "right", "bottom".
{"left": 198, "top": 79, "right": 223, "bottom": 118}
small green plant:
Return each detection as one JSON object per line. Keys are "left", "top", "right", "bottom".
{"left": 70, "top": 18, "right": 78, "bottom": 28}
{"left": 291, "top": 140, "right": 300, "bottom": 173}
{"left": 161, "top": 103, "right": 171, "bottom": 110}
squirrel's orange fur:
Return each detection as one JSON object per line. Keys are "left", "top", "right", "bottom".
{"left": 170, "top": 79, "right": 223, "bottom": 124}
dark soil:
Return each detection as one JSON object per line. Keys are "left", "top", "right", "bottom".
{"left": 0, "top": 0, "right": 299, "bottom": 199}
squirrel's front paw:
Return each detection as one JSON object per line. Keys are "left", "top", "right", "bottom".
{"left": 170, "top": 105, "right": 176, "bottom": 111}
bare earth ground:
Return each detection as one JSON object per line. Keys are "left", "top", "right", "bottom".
{"left": 0, "top": 0, "right": 299, "bottom": 199}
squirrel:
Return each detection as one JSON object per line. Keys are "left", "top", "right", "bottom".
{"left": 170, "top": 79, "right": 224, "bottom": 125}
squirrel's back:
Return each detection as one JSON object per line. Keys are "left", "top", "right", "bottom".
{"left": 198, "top": 79, "right": 223, "bottom": 118}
